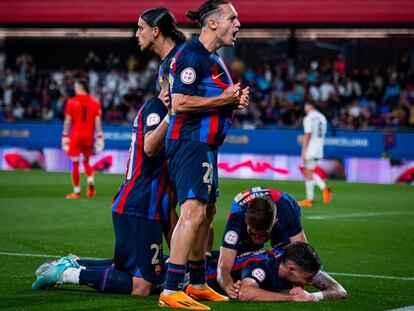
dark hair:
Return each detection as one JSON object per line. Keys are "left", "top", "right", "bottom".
{"left": 75, "top": 78, "right": 89, "bottom": 93}
{"left": 282, "top": 242, "right": 322, "bottom": 273}
{"left": 140, "top": 8, "right": 186, "bottom": 44}
{"left": 186, "top": 0, "right": 231, "bottom": 26}
{"left": 245, "top": 196, "right": 276, "bottom": 231}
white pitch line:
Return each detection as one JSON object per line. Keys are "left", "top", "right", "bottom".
{"left": 388, "top": 306, "right": 414, "bottom": 311}
{"left": 304, "top": 211, "right": 412, "bottom": 220}
{"left": 1, "top": 251, "right": 414, "bottom": 282}
{"left": 327, "top": 272, "right": 414, "bottom": 281}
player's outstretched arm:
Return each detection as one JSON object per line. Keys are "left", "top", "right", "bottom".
{"left": 171, "top": 83, "right": 241, "bottom": 113}
{"left": 217, "top": 246, "right": 239, "bottom": 298}
{"left": 238, "top": 278, "right": 318, "bottom": 302}
{"left": 311, "top": 271, "right": 347, "bottom": 300}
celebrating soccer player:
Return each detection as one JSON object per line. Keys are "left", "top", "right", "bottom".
{"left": 159, "top": 1, "right": 249, "bottom": 310}
{"left": 62, "top": 78, "right": 103, "bottom": 199}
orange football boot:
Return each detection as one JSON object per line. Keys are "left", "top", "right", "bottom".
{"left": 323, "top": 187, "right": 332, "bottom": 204}
{"left": 87, "top": 184, "right": 96, "bottom": 198}
{"left": 185, "top": 284, "right": 229, "bottom": 302}
{"left": 66, "top": 192, "right": 80, "bottom": 199}
{"left": 159, "top": 291, "right": 210, "bottom": 310}
{"left": 298, "top": 199, "right": 314, "bottom": 208}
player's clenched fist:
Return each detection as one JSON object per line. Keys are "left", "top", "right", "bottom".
{"left": 222, "top": 82, "right": 241, "bottom": 105}
{"left": 236, "top": 86, "right": 250, "bottom": 110}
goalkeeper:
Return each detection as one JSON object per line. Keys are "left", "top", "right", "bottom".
{"left": 61, "top": 78, "right": 104, "bottom": 199}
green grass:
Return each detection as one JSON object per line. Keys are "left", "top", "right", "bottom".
{"left": 0, "top": 170, "right": 414, "bottom": 310}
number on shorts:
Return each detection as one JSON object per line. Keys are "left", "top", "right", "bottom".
{"left": 151, "top": 243, "right": 161, "bottom": 265}
{"left": 202, "top": 162, "right": 213, "bottom": 184}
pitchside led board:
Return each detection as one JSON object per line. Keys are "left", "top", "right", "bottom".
{"left": 0, "top": 122, "right": 414, "bottom": 184}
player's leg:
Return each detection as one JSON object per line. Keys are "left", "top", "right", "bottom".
{"left": 299, "top": 159, "right": 315, "bottom": 207}
{"left": 81, "top": 146, "right": 95, "bottom": 198}
{"left": 66, "top": 138, "right": 81, "bottom": 199}
{"left": 312, "top": 171, "right": 332, "bottom": 204}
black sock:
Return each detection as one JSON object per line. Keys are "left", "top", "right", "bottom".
{"left": 79, "top": 268, "right": 132, "bottom": 294}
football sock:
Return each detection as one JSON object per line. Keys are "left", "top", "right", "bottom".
{"left": 77, "top": 259, "right": 114, "bottom": 269}
{"left": 62, "top": 267, "right": 80, "bottom": 284}
{"left": 79, "top": 268, "right": 132, "bottom": 294}
{"left": 71, "top": 161, "right": 80, "bottom": 193}
{"left": 188, "top": 259, "right": 206, "bottom": 287}
{"left": 305, "top": 180, "right": 315, "bottom": 201}
{"left": 163, "top": 263, "right": 186, "bottom": 292}
{"left": 83, "top": 159, "right": 93, "bottom": 181}
{"left": 312, "top": 173, "right": 326, "bottom": 190}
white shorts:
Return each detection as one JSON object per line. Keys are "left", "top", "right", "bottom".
{"left": 304, "top": 158, "right": 319, "bottom": 170}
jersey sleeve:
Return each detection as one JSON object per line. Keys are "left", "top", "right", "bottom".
{"left": 171, "top": 50, "right": 204, "bottom": 96}
{"left": 64, "top": 100, "right": 73, "bottom": 117}
{"left": 221, "top": 212, "right": 245, "bottom": 251}
{"left": 142, "top": 98, "right": 168, "bottom": 134}
{"left": 240, "top": 261, "right": 268, "bottom": 286}
{"left": 283, "top": 194, "right": 303, "bottom": 237}
{"left": 303, "top": 115, "right": 312, "bottom": 133}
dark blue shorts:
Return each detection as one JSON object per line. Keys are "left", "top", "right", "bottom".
{"left": 112, "top": 212, "right": 165, "bottom": 284}
{"left": 166, "top": 139, "right": 218, "bottom": 205}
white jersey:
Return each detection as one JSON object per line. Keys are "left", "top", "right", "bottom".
{"left": 303, "top": 109, "right": 327, "bottom": 159}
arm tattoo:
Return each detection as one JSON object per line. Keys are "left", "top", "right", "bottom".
{"left": 312, "top": 271, "right": 347, "bottom": 300}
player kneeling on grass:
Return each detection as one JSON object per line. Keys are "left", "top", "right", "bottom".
{"left": 207, "top": 242, "right": 347, "bottom": 302}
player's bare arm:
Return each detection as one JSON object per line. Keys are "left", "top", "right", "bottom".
{"left": 238, "top": 278, "right": 318, "bottom": 302}
{"left": 144, "top": 121, "right": 169, "bottom": 157}
{"left": 312, "top": 271, "right": 347, "bottom": 300}
{"left": 171, "top": 83, "right": 241, "bottom": 113}
{"left": 289, "top": 230, "right": 308, "bottom": 243}
{"left": 217, "top": 246, "right": 239, "bottom": 298}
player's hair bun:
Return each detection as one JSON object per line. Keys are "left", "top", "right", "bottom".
{"left": 186, "top": 10, "right": 201, "bottom": 22}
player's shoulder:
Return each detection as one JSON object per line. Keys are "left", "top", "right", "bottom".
{"left": 176, "top": 38, "right": 208, "bottom": 63}
{"left": 142, "top": 97, "right": 167, "bottom": 115}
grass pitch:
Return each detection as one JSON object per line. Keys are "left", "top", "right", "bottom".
{"left": 0, "top": 170, "right": 413, "bottom": 310}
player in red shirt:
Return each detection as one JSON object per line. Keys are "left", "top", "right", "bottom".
{"left": 62, "top": 79, "right": 104, "bottom": 199}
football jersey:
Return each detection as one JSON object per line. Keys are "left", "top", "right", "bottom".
{"left": 158, "top": 44, "right": 181, "bottom": 88}
{"left": 303, "top": 109, "right": 327, "bottom": 159}
{"left": 64, "top": 94, "right": 102, "bottom": 142}
{"left": 167, "top": 36, "right": 234, "bottom": 148}
{"left": 206, "top": 248, "right": 292, "bottom": 292}
{"left": 221, "top": 187, "right": 303, "bottom": 254}
{"left": 112, "top": 97, "right": 174, "bottom": 221}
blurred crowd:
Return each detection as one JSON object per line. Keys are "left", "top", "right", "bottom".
{"left": 0, "top": 48, "right": 413, "bottom": 130}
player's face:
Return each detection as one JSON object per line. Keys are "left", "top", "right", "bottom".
{"left": 214, "top": 4, "right": 240, "bottom": 47}
{"left": 288, "top": 266, "right": 317, "bottom": 287}
{"left": 136, "top": 18, "right": 155, "bottom": 51}
{"left": 247, "top": 227, "right": 271, "bottom": 244}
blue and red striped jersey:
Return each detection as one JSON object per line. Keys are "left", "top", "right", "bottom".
{"left": 207, "top": 248, "right": 292, "bottom": 292}
{"left": 221, "top": 187, "right": 303, "bottom": 254}
{"left": 167, "top": 36, "right": 234, "bottom": 148}
{"left": 158, "top": 44, "right": 181, "bottom": 88}
{"left": 112, "top": 97, "right": 174, "bottom": 221}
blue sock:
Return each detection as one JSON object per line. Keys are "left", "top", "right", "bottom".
{"left": 77, "top": 259, "right": 114, "bottom": 269}
{"left": 188, "top": 259, "right": 206, "bottom": 285}
{"left": 164, "top": 263, "right": 186, "bottom": 291}
{"left": 79, "top": 268, "right": 132, "bottom": 294}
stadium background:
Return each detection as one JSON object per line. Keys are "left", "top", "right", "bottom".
{"left": 0, "top": 1, "right": 413, "bottom": 310}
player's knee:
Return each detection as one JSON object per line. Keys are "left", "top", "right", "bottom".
{"left": 182, "top": 200, "right": 207, "bottom": 226}
{"left": 131, "top": 277, "right": 152, "bottom": 296}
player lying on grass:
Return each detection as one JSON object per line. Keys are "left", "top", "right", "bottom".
{"left": 207, "top": 242, "right": 347, "bottom": 302}
{"left": 32, "top": 242, "right": 346, "bottom": 302}
{"left": 210, "top": 187, "right": 307, "bottom": 296}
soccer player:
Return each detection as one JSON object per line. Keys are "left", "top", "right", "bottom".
{"left": 208, "top": 242, "right": 347, "bottom": 302}
{"left": 298, "top": 101, "right": 332, "bottom": 207}
{"left": 216, "top": 186, "right": 307, "bottom": 297}
{"left": 159, "top": 1, "right": 249, "bottom": 309}
{"left": 62, "top": 78, "right": 104, "bottom": 199}
{"left": 32, "top": 8, "right": 186, "bottom": 296}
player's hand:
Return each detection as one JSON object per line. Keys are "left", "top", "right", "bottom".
{"left": 226, "top": 280, "right": 241, "bottom": 299}
{"left": 236, "top": 86, "right": 250, "bottom": 110}
{"left": 222, "top": 83, "right": 241, "bottom": 105}
{"left": 161, "top": 89, "right": 171, "bottom": 110}
{"left": 291, "top": 289, "right": 319, "bottom": 302}
{"left": 61, "top": 137, "right": 69, "bottom": 152}
{"left": 289, "top": 287, "right": 305, "bottom": 295}
{"left": 95, "top": 137, "right": 105, "bottom": 153}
